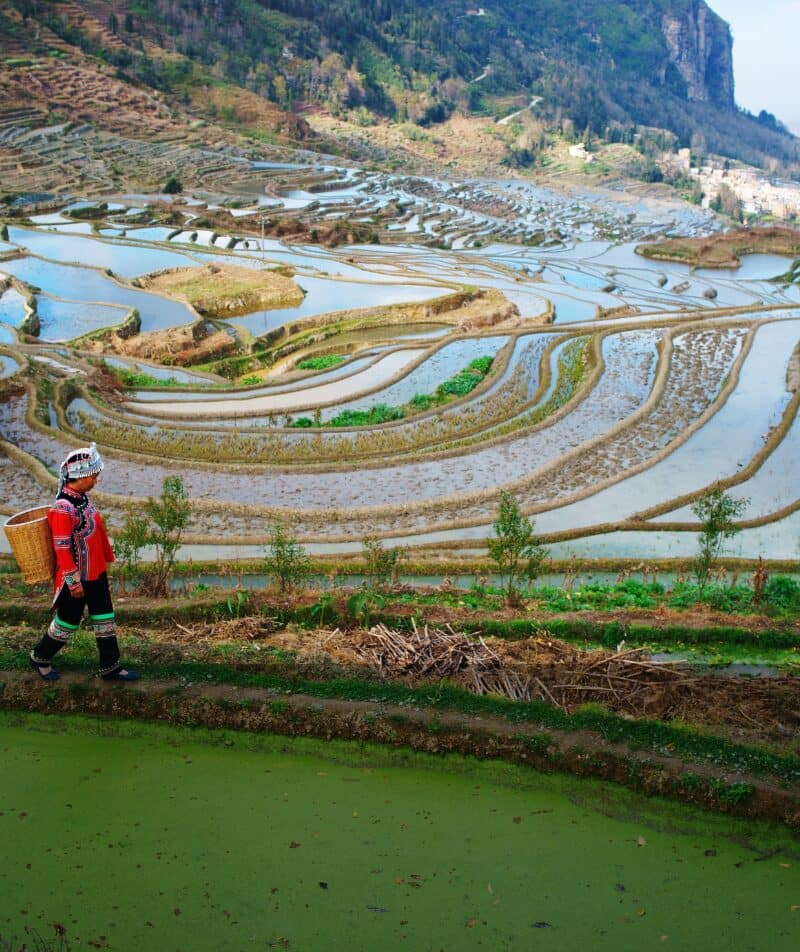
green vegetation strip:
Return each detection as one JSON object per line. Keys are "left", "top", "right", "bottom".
{"left": 439, "top": 336, "right": 590, "bottom": 451}
{"left": 296, "top": 354, "right": 346, "bottom": 370}
{"left": 1, "top": 587, "right": 798, "bottom": 651}
{"left": 289, "top": 355, "right": 494, "bottom": 428}
{"left": 1, "top": 645, "right": 797, "bottom": 784}
{"left": 112, "top": 369, "right": 184, "bottom": 388}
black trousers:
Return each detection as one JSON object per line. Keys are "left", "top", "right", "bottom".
{"left": 31, "top": 573, "right": 121, "bottom": 676}
{"left": 53, "top": 573, "right": 115, "bottom": 624}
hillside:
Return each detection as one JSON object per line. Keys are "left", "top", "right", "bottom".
{"left": 0, "top": 0, "right": 798, "bottom": 188}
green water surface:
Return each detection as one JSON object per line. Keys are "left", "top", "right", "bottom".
{"left": 1, "top": 712, "right": 798, "bottom": 951}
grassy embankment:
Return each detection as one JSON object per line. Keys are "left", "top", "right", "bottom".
{"left": 136, "top": 262, "right": 304, "bottom": 317}
{"left": 636, "top": 225, "right": 800, "bottom": 269}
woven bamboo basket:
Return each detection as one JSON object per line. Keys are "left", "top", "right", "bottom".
{"left": 4, "top": 506, "right": 54, "bottom": 584}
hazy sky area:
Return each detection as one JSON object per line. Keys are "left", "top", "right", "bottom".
{"left": 710, "top": 0, "right": 800, "bottom": 135}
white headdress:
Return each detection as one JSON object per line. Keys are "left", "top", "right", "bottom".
{"left": 58, "top": 442, "right": 104, "bottom": 494}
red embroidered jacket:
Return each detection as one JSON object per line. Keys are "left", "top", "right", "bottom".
{"left": 48, "top": 487, "right": 114, "bottom": 598}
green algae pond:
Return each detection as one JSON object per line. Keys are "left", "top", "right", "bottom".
{"left": 1, "top": 713, "right": 799, "bottom": 952}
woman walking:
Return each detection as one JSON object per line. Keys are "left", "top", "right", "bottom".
{"left": 29, "top": 443, "right": 139, "bottom": 682}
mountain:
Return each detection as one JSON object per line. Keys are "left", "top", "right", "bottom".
{"left": 1, "top": 0, "right": 798, "bottom": 175}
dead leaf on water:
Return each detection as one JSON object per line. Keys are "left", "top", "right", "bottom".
{"left": 636, "top": 907, "right": 646, "bottom": 917}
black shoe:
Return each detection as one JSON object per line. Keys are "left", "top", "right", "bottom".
{"left": 29, "top": 658, "right": 60, "bottom": 681}
{"left": 102, "top": 668, "right": 140, "bottom": 682}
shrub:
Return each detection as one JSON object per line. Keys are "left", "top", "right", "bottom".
{"left": 112, "top": 504, "right": 150, "bottom": 592}
{"left": 361, "top": 536, "right": 405, "bottom": 588}
{"left": 264, "top": 522, "right": 310, "bottom": 592}
{"left": 163, "top": 176, "right": 183, "bottom": 194}
{"left": 702, "top": 584, "right": 753, "bottom": 613}
{"left": 762, "top": 575, "right": 800, "bottom": 612}
{"left": 691, "top": 488, "right": 749, "bottom": 596}
{"left": 488, "top": 491, "right": 549, "bottom": 605}
{"left": 141, "top": 476, "right": 191, "bottom": 597}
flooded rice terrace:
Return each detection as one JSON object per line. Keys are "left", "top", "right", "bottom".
{"left": 1, "top": 160, "right": 799, "bottom": 557}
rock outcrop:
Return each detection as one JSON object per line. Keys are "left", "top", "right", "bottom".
{"left": 662, "top": 0, "right": 734, "bottom": 108}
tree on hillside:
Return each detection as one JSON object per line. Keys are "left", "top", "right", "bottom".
{"left": 710, "top": 183, "right": 743, "bottom": 222}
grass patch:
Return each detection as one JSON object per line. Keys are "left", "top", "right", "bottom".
{"left": 297, "top": 354, "right": 347, "bottom": 370}
{"left": 112, "top": 369, "right": 182, "bottom": 388}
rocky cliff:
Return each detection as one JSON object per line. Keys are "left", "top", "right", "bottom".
{"left": 662, "top": 0, "right": 735, "bottom": 107}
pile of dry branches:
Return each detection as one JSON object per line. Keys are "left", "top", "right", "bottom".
{"left": 337, "top": 624, "right": 691, "bottom": 713}
{"left": 172, "top": 616, "right": 282, "bottom": 643}
{"left": 468, "top": 635, "right": 691, "bottom": 712}
{"left": 349, "top": 620, "right": 503, "bottom": 679}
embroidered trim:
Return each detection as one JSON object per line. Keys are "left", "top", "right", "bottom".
{"left": 48, "top": 618, "right": 74, "bottom": 642}
{"left": 92, "top": 620, "right": 117, "bottom": 638}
